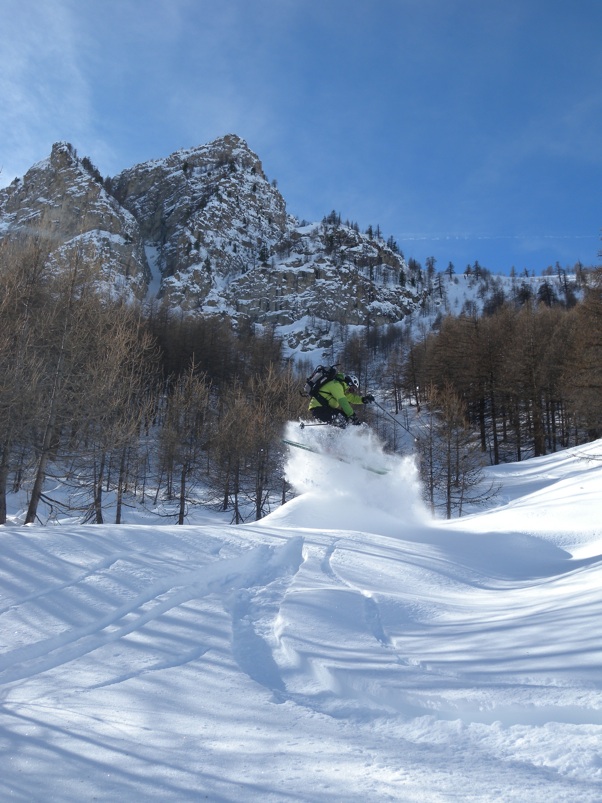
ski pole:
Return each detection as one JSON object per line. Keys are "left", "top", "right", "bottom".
{"left": 372, "top": 400, "right": 414, "bottom": 436}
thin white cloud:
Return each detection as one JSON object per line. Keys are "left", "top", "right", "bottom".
{"left": 0, "top": 0, "right": 95, "bottom": 183}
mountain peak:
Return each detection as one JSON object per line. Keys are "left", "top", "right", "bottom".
{"left": 1, "top": 134, "right": 419, "bottom": 356}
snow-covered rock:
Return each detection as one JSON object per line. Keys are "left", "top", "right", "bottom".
{"left": 0, "top": 142, "right": 150, "bottom": 301}
{"left": 0, "top": 135, "right": 420, "bottom": 352}
{"left": 1, "top": 135, "right": 580, "bottom": 355}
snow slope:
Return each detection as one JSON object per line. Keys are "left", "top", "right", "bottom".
{"left": 1, "top": 433, "right": 601, "bottom": 802}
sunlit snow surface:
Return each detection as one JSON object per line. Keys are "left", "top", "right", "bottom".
{"left": 1, "top": 430, "right": 602, "bottom": 801}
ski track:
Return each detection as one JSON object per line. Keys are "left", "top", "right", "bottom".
{"left": 2, "top": 479, "right": 602, "bottom": 803}
{"left": 0, "top": 535, "right": 306, "bottom": 690}
{"left": 322, "top": 538, "right": 393, "bottom": 649}
{"left": 3, "top": 525, "right": 601, "bottom": 728}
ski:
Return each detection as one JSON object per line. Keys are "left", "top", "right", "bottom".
{"left": 282, "top": 439, "right": 389, "bottom": 475}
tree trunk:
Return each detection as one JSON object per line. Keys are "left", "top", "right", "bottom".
{"left": 0, "top": 444, "right": 10, "bottom": 524}
{"left": 93, "top": 453, "right": 105, "bottom": 524}
{"left": 25, "top": 421, "right": 56, "bottom": 524}
{"left": 115, "top": 447, "right": 127, "bottom": 524}
{"left": 178, "top": 464, "right": 187, "bottom": 525}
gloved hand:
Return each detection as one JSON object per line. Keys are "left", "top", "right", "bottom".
{"left": 348, "top": 414, "right": 361, "bottom": 425}
{"left": 362, "top": 395, "right": 375, "bottom": 404}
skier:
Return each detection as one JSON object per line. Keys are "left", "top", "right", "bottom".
{"left": 308, "top": 372, "right": 375, "bottom": 426}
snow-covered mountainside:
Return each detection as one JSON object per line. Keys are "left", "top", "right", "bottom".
{"left": 0, "top": 135, "right": 423, "bottom": 354}
{"left": 0, "top": 134, "right": 583, "bottom": 356}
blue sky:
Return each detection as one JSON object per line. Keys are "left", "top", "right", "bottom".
{"left": 1, "top": 0, "right": 600, "bottom": 274}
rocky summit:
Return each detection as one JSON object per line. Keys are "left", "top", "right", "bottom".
{"left": 0, "top": 134, "right": 423, "bottom": 355}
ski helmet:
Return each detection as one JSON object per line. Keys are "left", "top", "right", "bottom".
{"left": 345, "top": 374, "right": 359, "bottom": 389}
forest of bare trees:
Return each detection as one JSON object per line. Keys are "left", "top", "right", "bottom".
{"left": 399, "top": 273, "right": 602, "bottom": 462}
{"left": 1, "top": 234, "right": 600, "bottom": 523}
{"left": 0, "top": 236, "right": 306, "bottom": 525}
{"left": 375, "top": 266, "right": 602, "bottom": 516}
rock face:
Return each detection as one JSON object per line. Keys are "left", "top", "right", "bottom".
{"left": 0, "top": 142, "right": 150, "bottom": 300}
{"left": 107, "top": 133, "right": 293, "bottom": 312}
{"left": 0, "top": 135, "right": 422, "bottom": 354}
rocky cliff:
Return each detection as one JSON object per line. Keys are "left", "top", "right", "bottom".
{"left": 0, "top": 135, "right": 422, "bottom": 355}
{"left": 0, "top": 142, "right": 151, "bottom": 300}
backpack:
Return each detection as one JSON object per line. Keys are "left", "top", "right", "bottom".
{"left": 303, "top": 364, "right": 340, "bottom": 406}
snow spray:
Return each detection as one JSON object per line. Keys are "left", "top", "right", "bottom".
{"left": 281, "top": 421, "right": 428, "bottom": 536}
